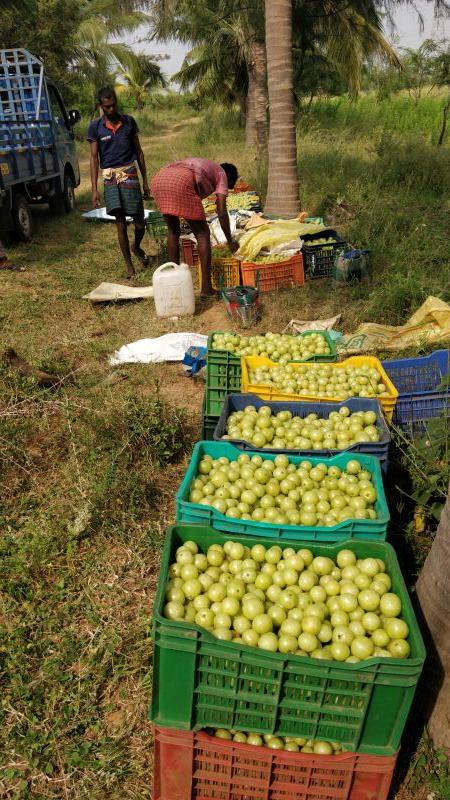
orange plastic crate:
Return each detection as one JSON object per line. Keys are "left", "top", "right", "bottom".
{"left": 197, "top": 256, "right": 241, "bottom": 291}
{"left": 241, "top": 253, "right": 304, "bottom": 292}
{"left": 153, "top": 726, "right": 398, "bottom": 800}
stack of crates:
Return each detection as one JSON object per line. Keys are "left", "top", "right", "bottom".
{"left": 201, "top": 330, "right": 338, "bottom": 439}
{"left": 150, "top": 525, "right": 425, "bottom": 800}
{"left": 149, "top": 339, "right": 442, "bottom": 800}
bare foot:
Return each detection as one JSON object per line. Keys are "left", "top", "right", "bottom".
{"left": 131, "top": 245, "right": 149, "bottom": 266}
{"left": 0, "top": 257, "right": 25, "bottom": 272}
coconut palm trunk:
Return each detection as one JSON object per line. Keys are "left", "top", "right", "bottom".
{"left": 415, "top": 481, "right": 450, "bottom": 752}
{"left": 245, "top": 68, "right": 257, "bottom": 146}
{"left": 264, "top": 0, "right": 299, "bottom": 217}
{"left": 249, "top": 39, "right": 267, "bottom": 157}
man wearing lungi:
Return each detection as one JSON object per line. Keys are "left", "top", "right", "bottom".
{"left": 88, "top": 88, "right": 150, "bottom": 279}
{"left": 151, "top": 158, "right": 238, "bottom": 297}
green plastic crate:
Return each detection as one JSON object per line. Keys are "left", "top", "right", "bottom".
{"left": 147, "top": 210, "right": 167, "bottom": 240}
{"left": 205, "top": 330, "right": 337, "bottom": 417}
{"left": 150, "top": 525, "right": 425, "bottom": 755}
{"left": 201, "top": 394, "right": 219, "bottom": 441}
{"left": 176, "top": 441, "right": 389, "bottom": 542}
{"left": 205, "top": 350, "right": 242, "bottom": 416}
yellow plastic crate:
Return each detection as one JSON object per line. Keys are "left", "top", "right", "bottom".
{"left": 241, "top": 355, "right": 398, "bottom": 423}
{"left": 197, "top": 257, "right": 240, "bottom": 291}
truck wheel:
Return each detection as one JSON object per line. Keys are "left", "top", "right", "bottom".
{"left": 63, "top": 174, "right": 75, "bottom": 212}
{"left": 12, "top": 193, "right": 33, "bottom": 242}
{"left": 49, "top": 173, "right": 75, "bottom": 214}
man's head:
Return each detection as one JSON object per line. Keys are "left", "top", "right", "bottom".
{"left": 220, "top": 163, "right": 238, "bottom": 190}
{"left": 97, "top": 87, "right": 119, "bottom": 121}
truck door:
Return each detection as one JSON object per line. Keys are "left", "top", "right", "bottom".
{"left": 47, "top": 85, "right": 73, "bottom": 156}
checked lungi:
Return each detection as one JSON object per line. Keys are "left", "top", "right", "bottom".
{"left": 151, "top": 164, "right": 206, "bottom": 221}
{"left": 102, "top": 163, "right": 144, "bottom": 218}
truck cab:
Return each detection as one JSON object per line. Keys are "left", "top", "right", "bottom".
{"left": 0, "top": 48, "right": 81, "bottom": 241}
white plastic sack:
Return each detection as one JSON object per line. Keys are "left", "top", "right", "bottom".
{"left": 283, "top": 315, "right": 342, "bottom": 333}
{"left": 270, "top": 240, "right": 303, "bottom": 254}
{"left": 110, "top": 332, "right": 208, "bottom": 365}
{"left": 208, "top": 215, "right": 238, "bottom": 245}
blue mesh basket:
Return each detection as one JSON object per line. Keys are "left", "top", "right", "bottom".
{"left": 382, "top": 350, "right": 450, "bottom": 434}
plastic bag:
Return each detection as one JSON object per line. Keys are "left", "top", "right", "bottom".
{"left": 181, "top": 346, "right": 207, "bottom": 377}
{"left": 332, "top": 249, "right": 370, "bottom": 286}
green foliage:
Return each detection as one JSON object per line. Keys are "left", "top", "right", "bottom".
{"left": 194, "top": 106, "right": 243, "bottom": 145}
{"left": 0, "top": 0, "right": 81, "bottom": 103}
{"left": 375, "top": 132, "right": 450, "bottom": 196}
{"left": 401, "top": 733, "right": 450, "bottom": 800}
{"left": 119, "top": 53, "right": 167, "bottom": 110}
{"left": 394, "top": 415, "right": 450, "bottom": 520}
{"left": 301, "top": 93, "right": 447, "bottom": 139}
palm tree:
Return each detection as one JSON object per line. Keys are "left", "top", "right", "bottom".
{"left": 119, "top": 53, "right": 167, "bottom": 110}
{"left": 73, "top": 0, "right": 148, "bottom": 92}
{"left": 155, "top": 0, "right": 268, "bottom": 152}
{"left": 416, "top": 482, "right": 450, "bottom": 751}
{"left": 264, "top": 0, "right": 299, "bottom": 217}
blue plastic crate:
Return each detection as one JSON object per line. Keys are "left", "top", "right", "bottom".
{"left": 382, "top": 350, "right": 450, "bottom": 433}
{"left": 176, "top": 441, "right": 390, "bottom": 542}
{"left": 213, "top": 394, "right": 390, "bottom": 473}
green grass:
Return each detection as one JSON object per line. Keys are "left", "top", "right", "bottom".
{"left": 1, "top": 96, "right": 450, "bottom": 799}
{"left": 302, "top": 92, "right": 449, "bottom": 141}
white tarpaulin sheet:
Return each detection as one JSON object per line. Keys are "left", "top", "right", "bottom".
{"left": 82, "top": 207, "right": 152, "bottom": 223}
{"left": 110, "top": 332, "right": 208, "bottom": 365}
{"left": 83, "top": 282, "right": 154, "bottom": 302}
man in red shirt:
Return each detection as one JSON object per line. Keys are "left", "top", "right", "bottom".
{"left": 88, "top": 88, "right": 150, "bottom": 279}
{"left": 151, "top": 158, "right": 238, "bottom": 297}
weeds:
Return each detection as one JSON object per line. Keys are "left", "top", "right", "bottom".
{"left": 393, "top": 415, "right": 450, "bottom": 521}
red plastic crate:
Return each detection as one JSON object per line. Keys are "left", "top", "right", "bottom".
{"left": 181, "top": 238, "right": 199, "bottom": 267}
{"left": 153, "top": 727, "right": 398, "bottom": 800}
{"left": 241, "top": 253, "right": 304, "bottom": 292}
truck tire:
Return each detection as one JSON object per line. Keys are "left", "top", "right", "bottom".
{"left": 49, "top": 173, "right": 75, "bottom": 215}
{"left": 12, "top": 193, "right": 33, "bottom": 242}
{"left": 63, "top": 173, "right": 76, "bottom": 212}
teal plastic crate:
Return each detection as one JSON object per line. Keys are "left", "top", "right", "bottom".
{"left": 205, "top": 330, "right": 337, "bottom": 417}
{"left": 150, "top": 525, "right": 426, "bottom": 755}
{"left": 176, "top": 441, "right": 389, "bottom": 542}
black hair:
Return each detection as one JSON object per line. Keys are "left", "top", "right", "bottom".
{"left": 96, "top": 87, "right": 117, "bottom": 105}
{"left": 220, "top": 162, "right": 238, "bottom": 189}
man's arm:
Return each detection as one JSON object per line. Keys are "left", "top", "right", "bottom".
{"left": 133, "top": 133, "right": 150, "bottom": 199}
{"left": 216, "top": 194, "right": 238, "bottom": 252}
{"left": 89, "top": 140, "right": 100, "bottom": 207}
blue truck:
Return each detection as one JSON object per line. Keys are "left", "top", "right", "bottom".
{"left": 0, "top": 48, "right": 81, "bottom": 241}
